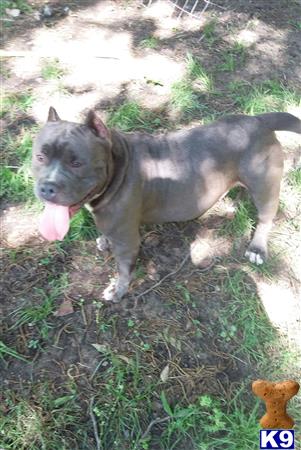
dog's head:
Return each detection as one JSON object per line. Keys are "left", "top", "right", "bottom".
{"left": 32, "top": 107, "right": 112, "bottom": 241}
{"left": 32, "top": 107, "right": 112, "bottom": 206}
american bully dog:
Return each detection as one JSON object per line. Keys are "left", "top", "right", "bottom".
{"left": 32, "top": 107, "right": 301, "bottom": 302}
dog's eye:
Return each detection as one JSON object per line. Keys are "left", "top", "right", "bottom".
{"left": 70, "top": 160, "right": 82, "bottom": 168}
{"left": 37, "top": 154, "right": 44, "bottom": 162}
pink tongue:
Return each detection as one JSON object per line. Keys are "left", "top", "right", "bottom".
{"left": 39, "top": 203, "right": 70, "bottom": 241}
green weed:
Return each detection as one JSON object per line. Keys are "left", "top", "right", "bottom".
{"left": 0, "top": 58, "right": 11, "bottom": 78}
{"left": 140, "top": 36, "right": 160, "bottom": 49}
{"left": 10, "top": 275, "right": 68, "bottom": 342}
{"left": 170, "top": 79, "right": 199, "bottom": 112}
{"left": 219, "top": 43, "right": 247, "bottom": 72}
{"left": 0, "top": 386, "right": 86, "bottom": 450}
{"left": 1, "top": 92, "right": 34, "bottom": 118}
{"left": 66, "top": 208, "right": 98, "bottom": 242}
{"left": 0, "top": 341, "right": 28, "bottom": 362}
{"left": 287, "top": 167, "right": 301, "bottom": 193}
{"left": 289, "top": 19, "right": 301, "bottom": 30}
{"left": 159, "top": 391, "right": 260, "bottom": 450}
{"left": 230, "top": 80, "right": 300, "bottom": 115}
{"left": 0, "top": 0, "right": 32, "bottom": 15}
{"left": 220, "top": 270, "right": 276, "bottom": 362}
{"left": 107, "top": 101, "right": 162, "bottom": 132}
{"left": 221, "top": 197, "right": 256, "bottom": 237}
{"left": 41, "top": 58, "right": 66, "bottom": 80}
{"left": 170, "top": 54, "right": 215, "bottom": 115}
{"left": 92, "top": 353, "right": 156, "bottom": 449}
{"left": 202, "top": 20, "right": 217, "bottom": 45}
{"left": 1, "top": 129, "right": 36, "bottom": 202}
{"left": 186, "top": 53, "right": 214, "bottom": 92}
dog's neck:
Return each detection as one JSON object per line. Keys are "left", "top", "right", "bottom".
{"left": 88, "top": 129, "right": 129, "bottom": 211}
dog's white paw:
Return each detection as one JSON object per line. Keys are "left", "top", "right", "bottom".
{"left": 102, "top": 280, "right": 122, "bottom": 303}
{"left": 245, "top": 249, "right": 264, "bottom": 265}
{"left": 102, "top": 281, "right": 116, "bottom": 302}
{"left": 96, "top": 236, "right": 110, "bottom": 252}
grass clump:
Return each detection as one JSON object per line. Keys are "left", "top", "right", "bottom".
{"left": 287, "top": 167, "right": 301, "bottom": 193}
{"left": 0, "top": 0, "right": 32, "bottom": 15}
{"left": 67, "top": 208, "right": 98, "bottom": 242}
{"left": 186, "top": 53, "right": 214, "bottom": 93}
{"left": 202, "top": 19, "right": 218, "bottom": 45}
{"left": 170, "top": 79, "right": 199, "bottom": 113}
{"left": 10, "top": 274, "right": 68, "bottom": 343}
{"left": 1, "top": 92, "right": 34, "bottom": 119}
{"left": 140, "top": 35, "right": 160, "bottom": 49}
{"left": 158, "top": 391, "right": 260, "bottom": 450}
{"left": 0, "top": 386, "right": 86, "bottom": 450}
{"left": 221, "top": 192, "right": 256, "bottom": 237}
{"left": 107, "top": 101, "right": 162, "bottom": 132}
{"left": 219, "top": 42, "right": 247, "bottom": 72}
{"left": 230, "top": 80, "right": 300, "bottom": 115}
{"left": 0, "top": 341, "right": 28, "bottom": 362}
{"left": 170, "top": 54, "right": 214, "bottom": 116}
{"left": 220, "top": 270, "right": 276, "bottom": 362}
{"left": 0, "top": 129, "right": 36, "bottom": 202}
{"left": 41, "top": 58, "right": 66, "bottom": 80}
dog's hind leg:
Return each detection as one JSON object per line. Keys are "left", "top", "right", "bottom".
{"left": 243, "top": 143, "right": 284, "bottom": 265}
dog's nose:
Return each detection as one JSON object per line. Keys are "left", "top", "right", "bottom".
{"left": 39, "top": 182, "right": 58, "bottom": 202}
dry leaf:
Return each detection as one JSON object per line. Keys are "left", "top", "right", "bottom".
{"left": 91, "top": 343, "right": 110, "bottom": 354}
{"left": 117, "top": 355, "right": 131, "bottom": 364}
{"left": 53, "top": 298, "right": 74, "bottom": 317}
{"left": 160, "top": 364, "right": 170, "bottom": 383}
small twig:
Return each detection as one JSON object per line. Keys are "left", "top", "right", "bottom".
{"left": 135, "top": 253, "right": 216, "bottom": 302}
{"left": 89, "top": 397, "right": 101, "bottom": 450}
{"left": 135, "top": 253, "right": 190, "bottom": 300}
{"left": 141, "top": 416, "right": 171, "bottom": 440}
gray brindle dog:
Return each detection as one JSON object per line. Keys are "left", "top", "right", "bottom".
{"left": 32, "top": 107, "right": 301, "bottom": 302}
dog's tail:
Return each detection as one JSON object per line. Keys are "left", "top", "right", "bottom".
{"left": 257, "top": 112, "right": 301, "bottom": 134}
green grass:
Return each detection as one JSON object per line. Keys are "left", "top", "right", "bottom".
{"left": 287, "top": 167, "right": 301, "bottom": 193}
{"left": 41, "top": 58, "right": 66, "bottom": 80}
{"left": 0, "top": 58, "right": 11, "bottom": 78}
{"left": 10, "top": 274, "right": 68, "bottom": 343}
{"left": 186, "top": 53, "right": 214, "bottom": 92}
{"left": 0, "top": 381, "right": 262, "bottom": 450}
{"left": 289, "top": 19, "right": 301, "bottom": 30}
{"left": 67, "top": 208, "right": 98, "bottom": 242}
{"left": 0, "top": 341, "right": 28, "bottom": 362}
{"left": 170, "top": 54, "right": 214, "bottom": 116}
{"left": 0, "top": 385, "right": 86, "bottom": 450}
{"left": 230, "top": 80, "right": 300, "bottom": 115}
{"left": 1, "top": 92, "right": 34, "bottom": 118}
{"left": 219, "top": 42, "right": 247, "bottom": 72}
{"left": 0, "top": 0, "right": 32, "bottom": 15}
{"left": 107, "top": 101, "right": 162, "bottom": 132}
{"left": 160, "top": 391, "right": 260, "bottom": 450}
{"left": 1, "top": 129, "right": 36, "bottom": 202}
{"left": 218, "top": 270, "right": 276, "bottom": 364}
{"left": 202, "top": 19, "right": 217, "bottom": 45}
{"left": 221, "top": 194, "right": 256, "bottom": 237}
{"left": 170, "top": 79, "right": 199, "bottom": 113}
{"left": 91, "top": 353, "right": 157, "bottom": 449}
{"left": 140, "top": 36, "right": 160, "bottom": 49}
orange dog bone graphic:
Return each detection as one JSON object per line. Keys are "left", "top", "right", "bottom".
{"left": 252, "top": 379, "right": 299, "bottom": 429}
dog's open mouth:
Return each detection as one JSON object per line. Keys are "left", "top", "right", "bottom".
{"left": 38, "top": 185, "right": 101, "bottom": 242}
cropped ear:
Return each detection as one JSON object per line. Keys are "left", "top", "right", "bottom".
{"left": 47, "top": 107, "right": 61, "bottom": 122}
{"left": 86, "top": 110, "right": 110, "bottom": 139}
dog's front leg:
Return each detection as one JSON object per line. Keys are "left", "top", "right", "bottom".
{"left": 102, "top": 234, "right": 140, "bottom": 303}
